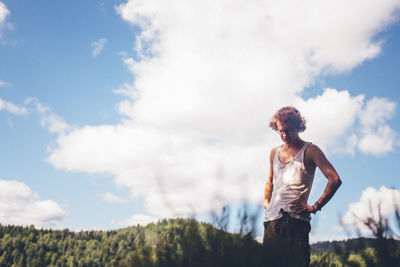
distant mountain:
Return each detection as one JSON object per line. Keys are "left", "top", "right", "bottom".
{"left": 311, "top": 237, "right": 400, "bottom": 253}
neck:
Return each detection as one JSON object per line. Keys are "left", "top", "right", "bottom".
{"left": 285, "top": 136, "right": 304, "bottom": 148}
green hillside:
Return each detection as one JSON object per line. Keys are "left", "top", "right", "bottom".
{"left": 0, "top": 218, "right": 399, "bottom": 266}
{"left": 311, "top": 237, "right": 400, "bottom": 253}
{"left": 310, "top": 237, "right": 400, "bottom": 266}
{"left": 0, "top": 218, "right": 261, "bottom": 267}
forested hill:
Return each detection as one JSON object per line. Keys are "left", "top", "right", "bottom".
{"left": 310, "top": 237, "right": 400, "bottom": 266}
{"left": 0, "top": 218, "right": 262, "bottom": 267}
{"left": 311, "top": 237, "right": 400, "bottom": 253}
{"left": 1, "top": 218, "right": 400, "bottom": 266}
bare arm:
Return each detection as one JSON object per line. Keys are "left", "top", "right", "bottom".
{"left": 311, "top": 145, "right": 342, "bottom": 210}
{"left": 293, "top": 144, "right": 342, "bottom": 214}
{"left": 264, "top": 147, "right": 277, "bottom": 209}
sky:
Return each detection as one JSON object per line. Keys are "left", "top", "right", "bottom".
{"left": 1, "top": 0, "right": 400, "bottom": 243}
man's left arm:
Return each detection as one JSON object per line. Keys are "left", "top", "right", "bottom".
{"left": 293, "top": 144, "right": 342, "bottom": 214}
{"left": 309, "top": 145, "right": 342, "bottom": 213}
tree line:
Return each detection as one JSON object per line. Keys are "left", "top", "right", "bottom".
{"left": 0, "top": 205, "right": 399, "bottom": 266}
{"left": 0, "top": 218, "right": 262, "bottom": 267}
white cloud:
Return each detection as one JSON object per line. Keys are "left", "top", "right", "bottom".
{"left": 358, "top": 125, "right": 396, "bottom": 155}
{"left": 297, "top": 90, "right": 397, "bottom": 156}
{"left": 0, "top": 2, "right": 9, "bottom": 22}
{"left": 0, "top": 80, "right": 11, "bottom": 87}
{"left": 360, "top": 97, "right": 396, "bottom": 130}
{"left": 46, "top": 0, "right": 400, "bottom": 219}
{"left": 102, "top": 192, "right": 126, "bottom": 203}
{"left": 116, "top": 213, "right": 159, "bottom": 227}
{"left": 40, "top": 113, "right": 72, "bottom": 134}
{"left": 0, "top": 2, "right": 9, "bottom": 23}
{"left": 357, "top": 97, "right": 397, "bottom": 156}
{"left": 0, "top": 2, "right": 11, "bottom": 39}
{"left": 296, "top": 88, "right": 364, "bottom": 151}
{"left": 24, "top": 98, "right": 72, "bottom": 134}
{"left": 342, "top": 186, "right": 400, "bottom": 234}
{"left": 0, "top": 98, "right": 28, "bottom": 115}
{"left": 91, "top": 38, "right": 107, "bottom": 58}
{"left": 0, "top": 179, "right": 67, "bottom": 227}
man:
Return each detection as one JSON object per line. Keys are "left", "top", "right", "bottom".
{"left": 263, "top": 106, "right": 342, "bottom": 267}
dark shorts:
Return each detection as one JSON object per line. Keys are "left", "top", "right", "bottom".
{"left": 263, "top": 210, "right": 311, "bottom": 267}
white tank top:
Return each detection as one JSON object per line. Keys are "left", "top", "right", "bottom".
{"left": 264, "top": 142, "right": 315, "bottom": 222}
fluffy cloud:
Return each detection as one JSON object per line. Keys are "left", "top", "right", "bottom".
{"left": 0, "top": 1, "right": 11, "bottom": 39}
{"left": 0, "top": 2, "right": 9, "bottom": 20}
{"left": 40, "top": 113, "right": 72, "bottom": 134}
{"left": 360, "top": 97, "right": 396, "bottom": 130}
{"left": 358, "top": 97, "right": 397, "bottom": 155}
{"left": 91, "top": 38, "right": 107, "bottom": 58}
{"left": 102, "top": 193, "right": 126, "bottom": 203}
{"left": 296, "top": 89, "right": 364, "bottom": 151}
{"left": 47, "top": 0, "right": 400, "bottom": 219}
{"left": 24, "top": 98, "right": 72, "bottom": 134}
{"left": 297, "top": 90, "right": 397, "bottom": 155}
{"left": 0, "top": 179, "right": 67, "bottom": 227}
{"left": 342, "top": 186, "right": 400, "bottom": 234}
{"left": 0, "top": 98, "right": 28, "bottom": 115}
{"left": 0, "top": 2, "right": 10, "bottom": 25}
{"left": 358, "top": 125, "right": 396, "bottom": 155}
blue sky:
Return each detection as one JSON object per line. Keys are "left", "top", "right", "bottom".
{"left": 1, "top": 0, "right": 400, "bottom": 242}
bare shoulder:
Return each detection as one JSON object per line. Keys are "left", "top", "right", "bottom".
{"left": 307, "top": 143, "right": 324, "bottom": 153}
{"left": 269, "top": 146, "right": 279, "bottom": 162}
{"left": 306, "top": 143, "right": 325, "bottom": 157}
{"left": 270, "top": 146, "right": 279, "bottom": 157}
{"left": 270, "top": 146, "right": 279, "bottom": 154}
{"left": 307, "top": 143, "right": 320, "bottom": 150}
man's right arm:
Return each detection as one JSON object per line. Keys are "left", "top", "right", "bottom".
{"left": 264, "top": 147, "right": 276, "bottom": 209}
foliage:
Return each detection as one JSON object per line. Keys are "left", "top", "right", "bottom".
{"left": 310, "top": 201, "right": 400, "bottom": 267}
{"left": 1, "top": 202, "right": 400, "bottom": 266}
{"left": 0, "top": 218, "right": 263, "bottom": 267}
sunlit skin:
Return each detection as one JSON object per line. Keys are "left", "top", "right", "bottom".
{"left": 264, "top": 120, "right": 342, "bottom": 215}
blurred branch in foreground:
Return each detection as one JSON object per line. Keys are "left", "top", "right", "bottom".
{"left": 311, "top": 196, "right": 400, "bottom": 267}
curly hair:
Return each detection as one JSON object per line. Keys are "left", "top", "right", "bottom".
{"left": 269, "top": 106, "right": 306, "bottom": 133}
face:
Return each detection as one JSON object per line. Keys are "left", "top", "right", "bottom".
{"left": 276, "top": 121, "right": 298, "bottom": 144}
